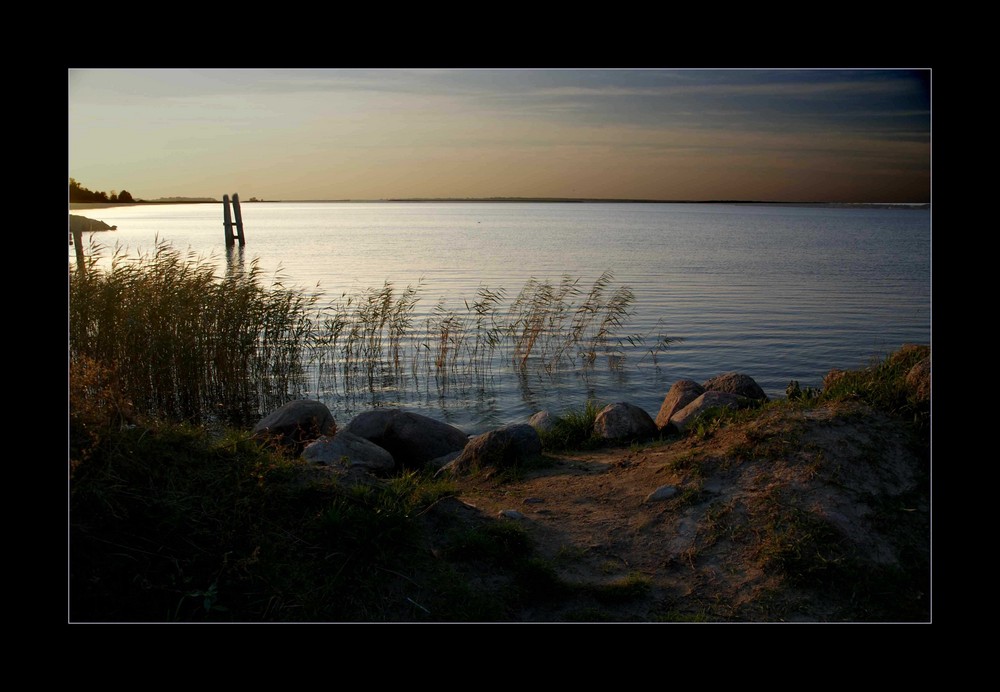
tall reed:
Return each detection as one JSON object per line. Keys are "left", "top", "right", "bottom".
{"left": 71, "top": 238, "right": 677, "bottom": 423}
{"left": 70, "top": 238, "right": 317, "bottom": 425}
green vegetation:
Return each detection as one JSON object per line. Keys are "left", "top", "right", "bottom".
{"left": 536, "top": 399, "right": 606, "bottom": 451}
{"left": 587, "top": 572, "right": 652, "bottom": 604}
{"left": 69, "top": 418, "right": 474, "bottom": 621}
{"left": 683, "top": 404, "right": 764, "bottom": 441}
{"left": 818, "top": 345, "right": 930, "bottom": 434}
{"left": 70, "top": 239, "right": 316, "bottom": 426}
{"left": 70, "top": 387, "right": 660, "bottom": 621}
{"left": 785, "top": 379, "right": 819, "bottom": 401}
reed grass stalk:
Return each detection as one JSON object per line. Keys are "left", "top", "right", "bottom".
{"left": 70, "top": 239, "right": 317, "bottom": 425}
{"left": 71, "top": 240, "right": 676, "bottom": 423}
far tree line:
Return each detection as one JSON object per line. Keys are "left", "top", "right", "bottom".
{"left": 70, "top": 178, "right": 135, "bottom": 204}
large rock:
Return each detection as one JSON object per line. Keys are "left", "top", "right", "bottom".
{"left": 655, "top": 380, "right": 705, "bottom": 432}
{"left": 527, "top": 410, "right": 557, "bottom": 433}
{"left": 301, "top": 431, "right": 396, "bottom": 473}
{"left": 342, "top": 409, "right": 468, "bottom": 468}
{"left": 593, "top": 402, "right": 657, "bottom": 441}
{"left": 252, "top": 400, "right": 337, "bottom": 454}
{"left": 702, "top": 372, "right": 768, "bottom": 402}
{"left": 670, "top": 391, "right": 753, "bottom": 433}
{"left": 441, "top": 423, "right": 542, "bottom": 475}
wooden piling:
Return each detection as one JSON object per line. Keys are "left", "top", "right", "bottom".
{"left": 72, "top": 227, "right": 85, "bottom": 275}
{"left": 223, "top": 194, "right": 235, "bottom": 247}
{"left": 232, "top": 193, "right": 246, "bottom": 246}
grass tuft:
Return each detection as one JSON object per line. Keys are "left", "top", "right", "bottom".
{"left": 819, "top": 345, "right": 930, "bottom": 428}
{"left": 537, "top": 399, "right": 605, "bottom": 451}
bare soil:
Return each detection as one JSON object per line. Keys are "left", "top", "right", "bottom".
{"left": 421, "top": 400, "right": 930, "bottom": 622}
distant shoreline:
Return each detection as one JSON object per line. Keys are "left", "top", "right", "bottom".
{"left": 71, "top": 199, "right": 930, "bottom": 211}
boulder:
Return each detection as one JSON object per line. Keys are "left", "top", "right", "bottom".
{"left": 528, "top": 410, "right": 557, "bottom": 433}
{"left": 593, "top": 402, "right": 657, "bottom": 441}
{"left": 441, "top": 423, "right": 542, "bottom": 475}
{"left": 252, "top": 399, "right": 337, "bottom": 454}
{"left": 342, "top": 409, "right": 468, "bottom": 468}
{"left": 427, "top": 450, "right": 462, "bottom": 471}
{"left": 301, "top": 431, "right": 396, "bottom": 473}
{"left": 655, "top": 380, "right": 705, "bottom": 432}
{"left": 702, "top": 372, "right": 768, "bottom": 402}
{"left": 669, "top": 391, "right": 753, "bottom": 433}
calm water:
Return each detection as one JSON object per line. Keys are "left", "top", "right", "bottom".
{"left": 70, "top": 202, "right": 931, "bottom": 433}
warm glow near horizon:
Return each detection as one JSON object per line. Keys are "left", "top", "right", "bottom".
{"left": 68, "top": 68, "right": 931, "bottom": 204}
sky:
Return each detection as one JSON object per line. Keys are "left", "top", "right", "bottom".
{"left": 68, "top": 68, "right": 931, "bottom": 203}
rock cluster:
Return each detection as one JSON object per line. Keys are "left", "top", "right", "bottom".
{"left": 250, "top": 371, "right": 770, "bottom": 477}
{"left": 250, "top": 345, "right": 929, "bottom": 484}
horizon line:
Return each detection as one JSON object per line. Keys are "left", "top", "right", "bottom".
{"left": 71, "top": 197, "right": 932, "bottom": 208}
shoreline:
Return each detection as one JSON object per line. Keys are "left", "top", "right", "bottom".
{"left": 70, "top": 199, "right": 931, "bottom": 211}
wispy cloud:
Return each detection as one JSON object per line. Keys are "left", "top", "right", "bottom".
{"left": 68, "top": 68, "right": 930, "bottom": 203}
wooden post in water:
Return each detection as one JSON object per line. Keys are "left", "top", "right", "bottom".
{"left": 72, "top": 227, "right": 85, "bottom": 275}
{"left": 232, "top": 193, "right": 246, "bottom": 246}
{"left": 223, "top": 194, "right": 235, "bottom": 247}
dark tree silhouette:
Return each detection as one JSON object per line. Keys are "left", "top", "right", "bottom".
{"left": 70, "top": 179, "right": 134, "bottom": 203}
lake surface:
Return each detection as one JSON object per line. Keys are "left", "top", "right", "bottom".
{"left": 69, "top": 201, "right": 931, "bottom": 433}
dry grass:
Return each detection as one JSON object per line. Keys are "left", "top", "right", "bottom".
{"left": 70, "top": 238, "right": 316, "bottom": 425}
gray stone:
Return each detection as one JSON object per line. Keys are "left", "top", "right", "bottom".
{"left": 593, "top": 402, "right": 657, "bottom": 441}
{"left": 342, "top": 409, "right": 468, "bottom": 468}
{"left": 702, "top": 372, "right": 768, "bottom": 402}
{"left": 528, "top": 410, "right": 557, "bottom": 432}
{"left": 252, "top": 399, "right": 337, "bottom": 454}
{"left": 499, "top": 509, "right": 526, "bottom": 520}
{"left": 426, "top": 450, "right": 462, "bottom": 471}
{"left": 669, "top": 391, "right": 753, "bottom": 432}
{"left": 645, "top": 485, "right": 678, "bottom": 502}
{"left": 301, "top": 431, "right": 395, "bottom": 473}
{"left": 442, "top": 423, "right": 542, "bottom": 475}
{"left": 655, "top": 380, "right": 705, "bottom": 432}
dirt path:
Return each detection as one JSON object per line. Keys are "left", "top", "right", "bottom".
{"left": 434, "top": 401, "right": 930, "bottom": 622}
